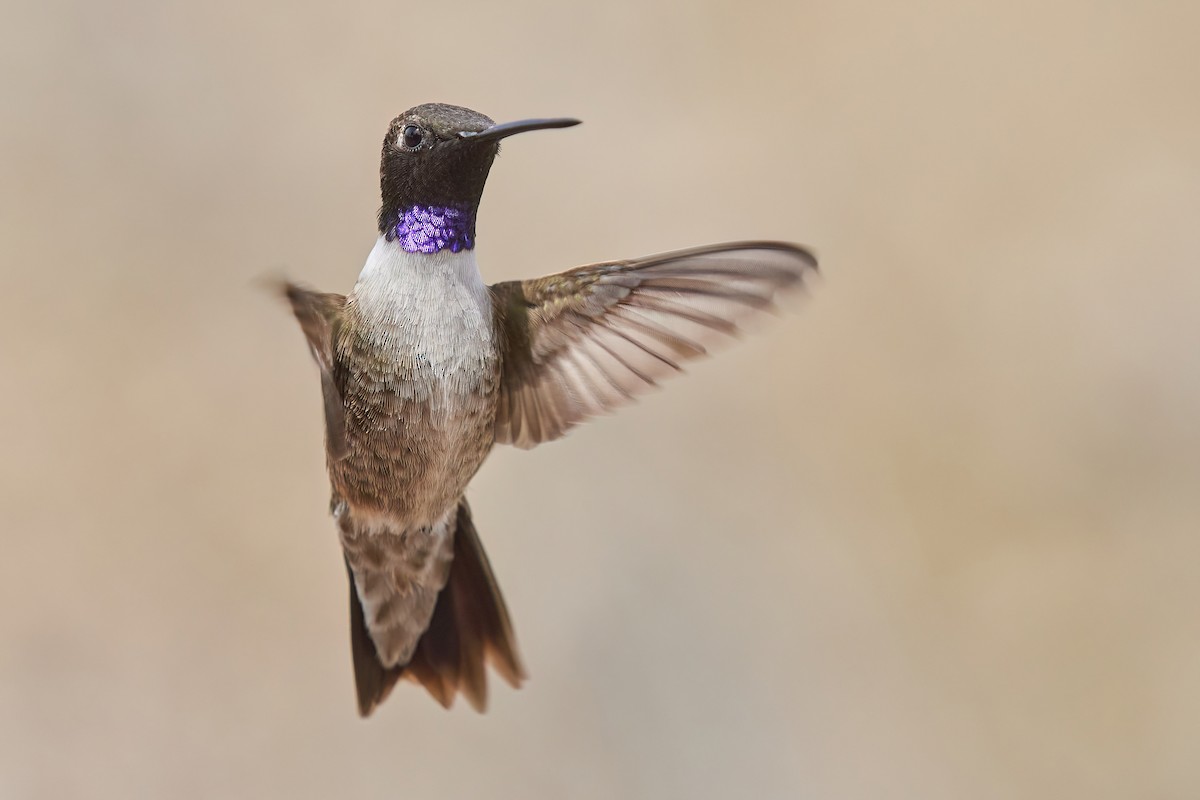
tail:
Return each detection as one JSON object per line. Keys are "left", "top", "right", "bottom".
{"left": 347, "top": 499, "right": 526, "bottom": 716}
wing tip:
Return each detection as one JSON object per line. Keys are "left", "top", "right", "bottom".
{"left": 649, "top": 240, "right": 819, "bottom": 271}
{"left": 730, "top": 240, "right": 819, "bottom": 268}
{"left": 255, "top": 273, "right": 297, "bottom": 301}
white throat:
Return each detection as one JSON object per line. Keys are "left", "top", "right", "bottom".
{"left": 347, "top": 236, "right": 495, "bottom": 384}
{"left": 354, "top": 236, "right": 483, "bottom": 293}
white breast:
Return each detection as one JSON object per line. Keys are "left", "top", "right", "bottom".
{"left": 347, "top": 237, "right": 496, "bottom": 409}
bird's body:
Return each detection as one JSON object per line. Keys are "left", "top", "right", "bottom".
{"left": 335, "top": 242, "right": 497, "bottom": 521}
{"left": 332, "top": 241, "right": 499, "bottom": 670}
{"left": 281, "top": 103, "right": 817, "bottom": 716}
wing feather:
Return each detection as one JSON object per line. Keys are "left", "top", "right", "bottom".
{"left": 491, "top": 241, "right": 817, "bottom": 449}
{"left": 279, "top": 281, "right": 350, "bottom": 460}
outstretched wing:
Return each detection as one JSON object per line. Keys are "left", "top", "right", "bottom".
{"left": 280, "top": 282, "right": 350, "bottom": 460}
{"left": 489, "top": 241, "right": 818, "bottom": 449}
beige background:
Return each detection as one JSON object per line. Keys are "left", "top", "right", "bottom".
{"left": 2, "top": 1, "right": 1198, "bottom": 797}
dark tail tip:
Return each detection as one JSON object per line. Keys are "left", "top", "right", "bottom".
{"left": 346, "top": 559, "right": 404, "bottom": 716}
{"left": 346, "top": 499, "right": 525, "bottom": 716}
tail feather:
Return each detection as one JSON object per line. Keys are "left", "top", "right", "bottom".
{"left": 347, "top": 499, "right": 526, "bottom": 716}
{"left": 346, "top": 559, "right": 404, "bottom": 715}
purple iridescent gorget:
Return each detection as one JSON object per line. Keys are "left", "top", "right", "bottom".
{"left": 384, "top": 204, "right": 476, "bottom": 253}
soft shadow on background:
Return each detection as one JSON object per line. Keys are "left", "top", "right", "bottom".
{"left": 2, "top": 1, "right": 1198, "bottom": 797}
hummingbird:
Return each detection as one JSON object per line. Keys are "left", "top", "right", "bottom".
{"left": 280, "top": 103, "right": 817, "bottom": 716}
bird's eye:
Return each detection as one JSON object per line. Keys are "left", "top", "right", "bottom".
{"left": 401, "top": 125, "right": 424, "bottom": 149}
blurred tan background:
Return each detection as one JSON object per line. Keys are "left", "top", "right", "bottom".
{"left": 2, "top": 0, "right": 1198, "bottom": 797}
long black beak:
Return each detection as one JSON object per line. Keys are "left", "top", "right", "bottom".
{"left": 458, "top": 117, "right": 581, "bottom": 143}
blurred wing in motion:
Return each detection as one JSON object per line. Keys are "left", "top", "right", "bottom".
{"left": 490, "top": 241, "right": 818, "bottom": 449}
{"left": 280, "top": 282, "right": 350, "bottom": 460}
